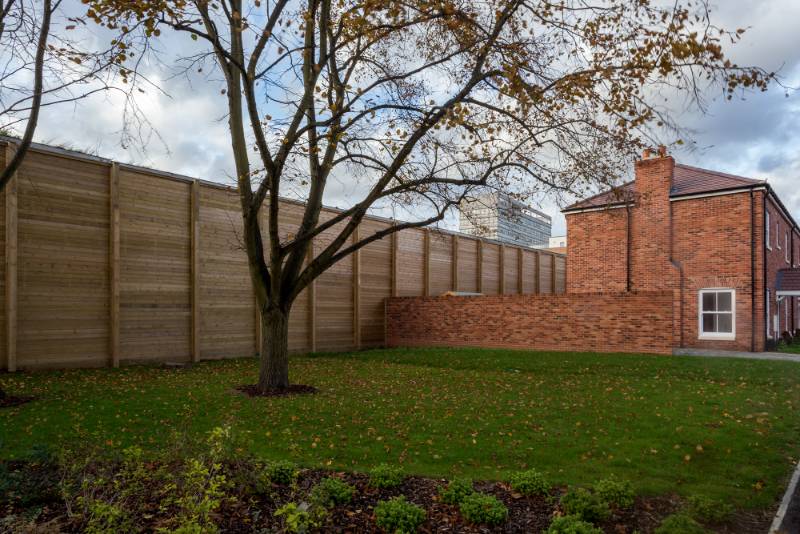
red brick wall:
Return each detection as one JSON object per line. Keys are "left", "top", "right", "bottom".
{"left": 566, "top": 209, "right": 629, "bottom": 293}
{"left": 764, "top": 194, "right": 800, "bottom": 340}
{"left": 386, "top": 292, "right": 674, "bottom": 355}
{"left": 671, "top": 192, "right": 758, "bottom": 352}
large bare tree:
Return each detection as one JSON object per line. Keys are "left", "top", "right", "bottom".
{"left": 85, "top": 0, "right": 774, "bottom": 392}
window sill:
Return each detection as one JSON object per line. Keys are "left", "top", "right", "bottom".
{"left": 698, "top": 334, "right": 736, "bottom": 341}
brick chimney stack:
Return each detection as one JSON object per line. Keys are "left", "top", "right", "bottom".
{"left": 630, "top": 147, "right": 676, "bottom": 291}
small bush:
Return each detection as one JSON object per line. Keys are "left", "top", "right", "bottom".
{"left": 374, "top": 496, "right": 426, "bottom": 534}
{"left": 545, "top": 515, "right": 604, "bottom": 534}
{"left": 594, "top": 477, "right": 635, "bottom": 509}
{"left": 559, "top": 488, "right": 610, "bottom": 524}
{"left": 655, "top": 513, "right": 707, "bottom": 534}
{"left": 459, "top": 492, "right": 508, "bottom": 526}
{"left": 83, "top": 501, "right": 132, "bottom": 534}
{"left": 509, "top": 469, "right": 550, "bottom": 496}
{"left": 369, "top": 463, "right": 404, "bottom": 489}
{"left": 262, "top": 459, "right": 298, "bottom": 486}
{"left": 274, "top": 502, "right": 325, "bottom": 534}
{"left": 686, "top": 495, "right": 734, "bottom": 523}
{"left": 309, "top": 477, "right": 354, "bottom": 508}
{"left": 438, "top": 478, "right": 474, "bottom": 505}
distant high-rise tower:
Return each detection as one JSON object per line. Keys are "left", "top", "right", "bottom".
{"left": 459, "top": 193, "right": 552, "bottom": 247}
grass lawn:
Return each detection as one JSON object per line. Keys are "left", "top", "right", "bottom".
{"left": 778, "top": 341, "right": 800, "bottom": 354}
{"left": 2, "top": 347, "right": 800, "bottom": 511}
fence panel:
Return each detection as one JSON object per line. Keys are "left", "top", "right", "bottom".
{"left": 0, "top": 140, "right": 566, "bottom": 369}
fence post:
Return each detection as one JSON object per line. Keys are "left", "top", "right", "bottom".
{"left": 477, "top": 239, "right": 483, "bottom": 293}
{"left": 4, "top": 143, "right": 17, "bottom": 372}
{"left": 390, "top": 229, "right": 398, "bottom": 297}
{"left": 109, "top": 163, "right": 120, "bottom": 367}
{"left": 308, "top": 239, "right": 316, "bottom": 352}
{"left": 353, "top": 227, "right": 360, "bottom": 349}
{"left": 535, "top": 251, "right": 541, "bottom": 294}
{"left": 188, "top": 180, "right": 201, "bottom": 362}
{"left": 451, "top": 234, "right": 458, "bottom": 291}
{"left": 551, "top": 253, "right": 557, "bottom": 294}
{"left": 499, "top": 243, "right": 505, "bottom": 294}
{"left": 423, "top": 228, "right": 431, "bottom": 296}
{"left": 517, "top": 247, "right": 523, "bottom": 294}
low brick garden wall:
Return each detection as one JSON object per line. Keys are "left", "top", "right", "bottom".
{"left": 386, "top": 292, "right": 675, "bottom": 355}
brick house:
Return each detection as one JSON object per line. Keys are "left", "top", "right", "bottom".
{"left": 563, "top": 150, "right": 800, "bottom": 352}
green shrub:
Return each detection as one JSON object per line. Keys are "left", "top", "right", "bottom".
{"left": 438, "top": 478, "right": 474, "bottom": 505}
{"left": 594, "top": 476, "right": 635, "bottom": 509}
{"left": 545, "top": 515, "right": 604, "bottom": 534}
{"left": 374, "top": 496, "right": 426, "bottom": 534}
{"left": 156, "top": 427, "right": 234, "bottom": 533}
{"left": 687, "top": 495, "right": 734, "bottom": 523}
{"left": 655, "top": 513, "right": 707, "bottom": 534}
{"left": 309, "top": 477, "right": 355, "bottom": 508}
{"left": 262, "top": 459, "right": 299, "bottom": 486}
{"left": 274, "top": 502, "right": 325, "bottom": 534}
{"left": 84, "top": 501, "right": 132, "bottom": 534}
{"left": 161, "top": 457, "right": 229, "bottom": 533}
{"left": 458, "top": 492, "right": 508, "bottom": 526}
{"left": 559, "top": 488, "right": 610, "bottom": 524}
{"left": 369, "top": 463, "right": 404, "bottom": 489}
{"left": 509, "top": 468, "right": 550, "bottom": 496}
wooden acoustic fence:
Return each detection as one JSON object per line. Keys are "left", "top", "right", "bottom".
{"left": 0, "top": 139, "right": 566, "bottom": 370}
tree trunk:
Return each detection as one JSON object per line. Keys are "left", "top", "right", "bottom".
{"left": 257, "top": 307, "right": 290, "bottom": 391}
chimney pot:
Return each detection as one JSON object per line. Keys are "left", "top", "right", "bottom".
{"left": 642, "top": 148, "right": 652, "bottom": 159}
{"left": 657, "top": 145, "right": 667, "bottom": 158}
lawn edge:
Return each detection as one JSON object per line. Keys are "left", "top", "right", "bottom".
{"left": 769, "top": 459, "right": 800, "bottom": 533}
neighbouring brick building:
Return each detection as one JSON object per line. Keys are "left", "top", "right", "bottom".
{"left": 563, "top": 149, "right": 800, "bottom": 352}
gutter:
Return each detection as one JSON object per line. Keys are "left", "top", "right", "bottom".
{"left": 562, "top": 201, "right": 630, "bottom": 215}
{"left": 764, "top": 192, "right": 770, "bottom": 345}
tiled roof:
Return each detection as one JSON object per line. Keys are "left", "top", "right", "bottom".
{"left": 777, "top": 269, "right": 800, "bottom": 293}
{"left": 671, "top": 164, "right": 764, "bottom": 196}
{"left": 564, "top": 163, "right": 765, "bottom": 211}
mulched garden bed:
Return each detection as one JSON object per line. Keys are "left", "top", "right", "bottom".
{"left": 0, "top": 463, "right": 775, "bottom": 533}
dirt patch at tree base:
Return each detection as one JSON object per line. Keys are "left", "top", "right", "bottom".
{"left": 235, "top": 384, "right": 318, "bottom": 397}
{"left": 0, "top": 395, "right": 34, "bottom": 408}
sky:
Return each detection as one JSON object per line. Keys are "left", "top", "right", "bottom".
{"left": 25, "top": 0, "right": 800, "bottom": 237}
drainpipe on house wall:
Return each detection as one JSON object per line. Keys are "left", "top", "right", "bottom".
{"left": 750, "top": 190, "right": 756, "bottom": 353}
{"left": 789, "top": 228, "right": 797, "bottom": 335}
{"left": 763, "top": 193, "right": 769, "bottom": 348}
{"left": 625, "top": 203, "right": 632, "bottom": 292}
{"left": 669, "top": 200, "right": 685, "bottom": 348}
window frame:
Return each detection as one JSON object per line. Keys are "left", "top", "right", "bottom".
{"left": 785, "top": 298, "right": 789, "bottom": 334}
{"left": 777, "top": 220, "right": 781, "bottom": 249}
{"left": 766, "top": 212, "right": 771, "bottom": 250}
{"left": 698, "top": 288, "right": 736, "bottom": 341}
{"left": 786, "top": 231, "right": 790, "bottom": 263}
{"left": 767, "top": 289, "right": 772, "bottom": 339}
